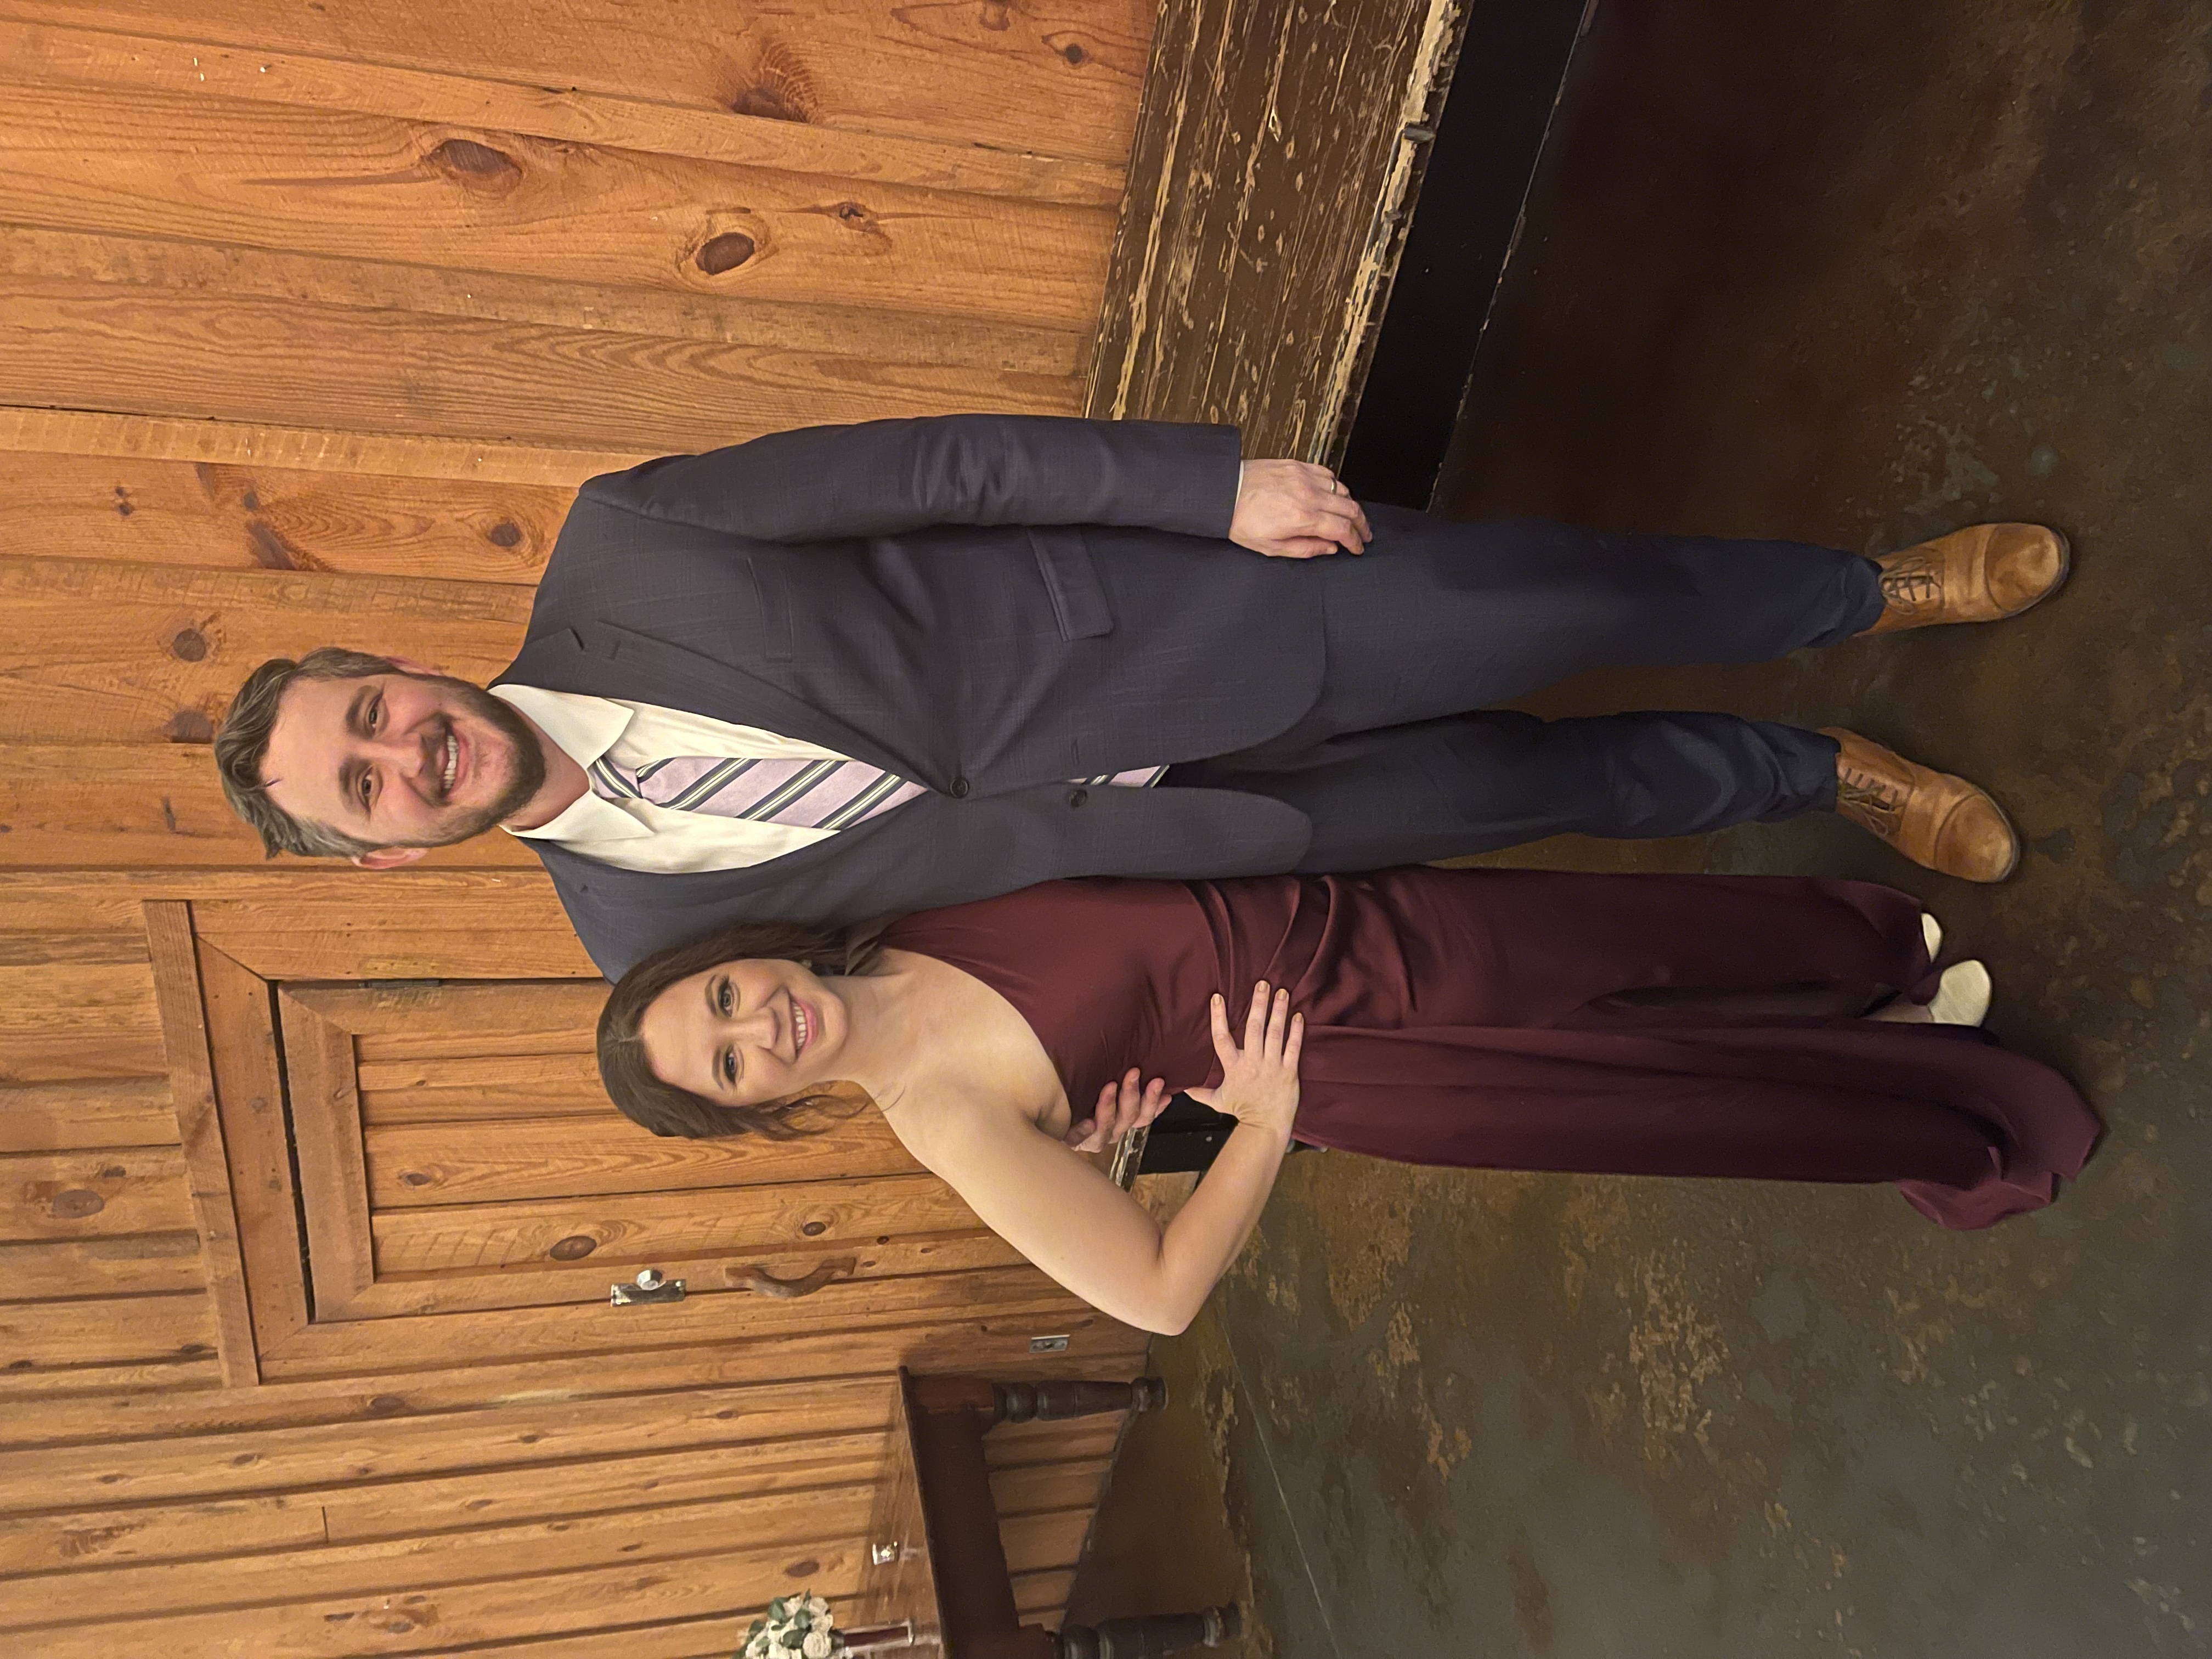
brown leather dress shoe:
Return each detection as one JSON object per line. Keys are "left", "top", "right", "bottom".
{"left": 1822, "top": 728, "right": 2020, "bottom": 882}
{"left": 1862, "top": 523, "right": 2070, "bottom": 633}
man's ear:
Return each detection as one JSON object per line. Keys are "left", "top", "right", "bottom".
{"left": 352, "top": 846, "right": 430, "bottom": 870}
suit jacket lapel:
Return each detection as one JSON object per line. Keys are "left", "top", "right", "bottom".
{"left": 497, "top": 622, "right": 912, "bottom": 779}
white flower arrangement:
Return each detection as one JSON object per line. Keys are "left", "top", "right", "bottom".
{"left": 742, "top": 1592, "right": 843, "bottom": 1659}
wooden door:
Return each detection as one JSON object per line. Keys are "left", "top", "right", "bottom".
{"left": 249, "top": 970, "right": 1042, "bottom": 1368}
{"left": 159, "top": 891, "right": 1114, "bottom": 1387}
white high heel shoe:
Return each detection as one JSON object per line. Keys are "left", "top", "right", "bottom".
{"left": 1929, "top": 960, "right": 1991, "bottom": 1026}
{"left": 1921, "top": 913, "right": 1943, "bottom": 957}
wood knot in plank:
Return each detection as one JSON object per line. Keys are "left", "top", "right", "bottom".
{"left": 427, "top": 137, "right": 521, "bottom": 188}
{"left": 49, "top": 1188, "right": 105, "bottom": 1219}
{"left": 695, "top": 231, "right": 758, "bottom": 275}
{"left": 246, "top": 521, "right": 307, "bottom": 571}
{"left": 731, "top": 84, "right": 809, "bottom": 122}
{"left": 164, "top": 710, "right": 215, "bottom": 744}
{"left": 485, "top": 520, "right": 524, "bottom": 549}
{"left": 548, "top": 1233, "right": 597, "bottom": 1260}
{"left": 171, "top": 628, "right": 209, "bottom": 662}
{"left": 727, "top": 40, "right": 819, "bottom": 121}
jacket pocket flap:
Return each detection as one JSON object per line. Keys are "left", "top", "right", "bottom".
{"left": 1026, "top": 528, "right": 1114, "bottom": 640}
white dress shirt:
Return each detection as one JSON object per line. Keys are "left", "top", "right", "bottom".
{"left": 492, "top": 684, "right": 870, "bottom": 873}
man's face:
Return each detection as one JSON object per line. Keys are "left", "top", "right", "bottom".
{"left": 260, "top": 669, "right": 547, "bottom": 855}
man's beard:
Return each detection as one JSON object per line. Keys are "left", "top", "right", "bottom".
{"left": 390, "top": 674, "right": 549, "bottom": 848}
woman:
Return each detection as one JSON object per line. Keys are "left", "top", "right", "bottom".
{"left": 595, "top": 869, "right": 2098, "bottom": 1335}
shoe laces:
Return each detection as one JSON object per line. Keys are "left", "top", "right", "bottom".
{"left": 1837, "top": 765, "right": 1908, "bottom": 833}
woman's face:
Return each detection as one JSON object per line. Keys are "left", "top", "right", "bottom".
{"left": 638, "top": 957, "right": 851, "bottom": 1108}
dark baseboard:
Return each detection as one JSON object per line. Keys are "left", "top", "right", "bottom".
{"left": 1337, "top": 0, "right": 1593, "bottom": 508}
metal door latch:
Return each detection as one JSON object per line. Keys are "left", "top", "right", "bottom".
{"left": 611, "top": 1267, "right": 686, "bottom": 1307}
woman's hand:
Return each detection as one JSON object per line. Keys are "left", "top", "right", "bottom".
{"left": 1063, "top": 1069, "right": 1171, "bottom": 1154}
{"left": 1185, "top": 981, "right": 1302, "bottom": 1137}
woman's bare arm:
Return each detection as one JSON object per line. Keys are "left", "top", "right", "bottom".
{"left": 917, "top": 985, "right": 1302, "bottom": 1335}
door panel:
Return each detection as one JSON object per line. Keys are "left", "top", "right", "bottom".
{"left": 178, "top": 889, "right": 1123, "bottom": 1384}
{"left": 274, "top": 979, "right": 1017, "bottom": 1324}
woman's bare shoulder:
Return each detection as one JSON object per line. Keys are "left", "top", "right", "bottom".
{"left": 887, "top": 946, "right": 1068, "bottom": 1093}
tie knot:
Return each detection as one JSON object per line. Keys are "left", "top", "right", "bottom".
{"left": 587, "top": 755, "right": 642, "bottom": 802}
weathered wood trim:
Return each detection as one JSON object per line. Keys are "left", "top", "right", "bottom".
{"left": 140, "top": 903, "right": 256, "bottom": 1387}
{"left": 1087, "top": 0, "right": 1471, "bottom": 461}
{"left": 1308, "top": 0, "right": 1469, "bottom": 465}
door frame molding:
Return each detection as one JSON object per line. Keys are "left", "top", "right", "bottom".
{"left": 143, "top": 901, "right": 257, "bottom": 1386}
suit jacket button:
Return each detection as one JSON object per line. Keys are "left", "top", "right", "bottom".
{"left": 949, "top": 777, "right": 970, "bottom": 798}
{"left": 1068, "top": 787, "right": 1089, "bottom": 808}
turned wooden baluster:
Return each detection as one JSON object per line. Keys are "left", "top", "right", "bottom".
{"left": 898, "top": 1373, "right": 1234, "bottom": 1659}
{"left": 1056, "top": 1604, "right": 1243, "bottom": 1659}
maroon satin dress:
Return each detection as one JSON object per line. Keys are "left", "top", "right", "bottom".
{"left": 879, "top": 868, "right": 2098, "bottom": 1229}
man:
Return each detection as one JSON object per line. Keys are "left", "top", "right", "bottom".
{"left": 216, "top": 414, "right": 2065, "bottom": 979}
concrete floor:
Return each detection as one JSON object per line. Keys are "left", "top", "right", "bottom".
{"left": 1070, "top": 2, "right": 2212, "bottom": 1655}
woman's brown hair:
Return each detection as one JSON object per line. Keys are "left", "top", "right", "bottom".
{"left": 596, "top": 919, "right": 885, "bottom": 1139}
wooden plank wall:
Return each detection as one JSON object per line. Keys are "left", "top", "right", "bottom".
{"left": 0, "top": 1, "right": 1156, "bottom": 1650}
{"left": 0, "top": 0, "right": 1149, "bottom": 871}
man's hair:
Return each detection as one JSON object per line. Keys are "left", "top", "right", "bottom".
{"left": 596, "top": 918, "right": 885, "bottom": 1141}
{"left": 215, "top": 647, "right": 397, "bottom": 859}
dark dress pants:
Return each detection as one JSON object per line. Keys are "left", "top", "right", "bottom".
{"left": 1166, "top": 511, "right": 1887, "bottom": 868}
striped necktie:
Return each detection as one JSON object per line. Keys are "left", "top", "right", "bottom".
{"left": 589, "top": 754, "right": 1170, "bottom": 831}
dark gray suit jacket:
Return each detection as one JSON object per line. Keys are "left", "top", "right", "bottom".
{"left": 500, "top": 415, "right": 1328, "bottom": 977}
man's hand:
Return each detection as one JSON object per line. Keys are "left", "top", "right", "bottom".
{"left": 1228, "top": 460, "right": 1372, "bottom": 558}
{"left": 1063, "top": 1069, "right": 1171, "bottom": 1155}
